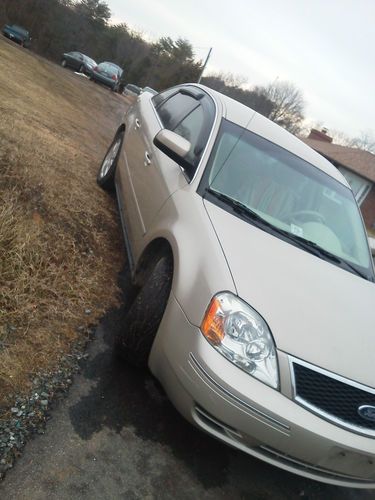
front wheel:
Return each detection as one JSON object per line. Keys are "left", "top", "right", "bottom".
{"left": 115, "top": 255, "right": 173, "bottom": 368}
{"left": 97, "top": 131, "right": 124, "bottom": 191}
{"left": 61, "top": 59, "right": 67, "bottom": 67}
{"left": 78, "top": 64, "right": 84, "bottom": 73}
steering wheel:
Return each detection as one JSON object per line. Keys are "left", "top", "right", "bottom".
{"left": 290, "top": 210, "right": 326, "bottom": 224}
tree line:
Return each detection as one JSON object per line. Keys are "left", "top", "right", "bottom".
{"left": 1, "top": 0, "right": 305, "bottom": 133}
{"left": 0, "top": 0, "right": 202, "bottom": 89}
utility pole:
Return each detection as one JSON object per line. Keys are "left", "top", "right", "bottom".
{"left": 197, "top": 47, "right": 212, "bottom": 84}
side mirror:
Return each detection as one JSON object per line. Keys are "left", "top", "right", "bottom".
{"left": 154, "top": 129, "right": 191, "bottom": 161}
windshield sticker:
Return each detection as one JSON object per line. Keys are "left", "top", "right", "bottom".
{"left": 290, "top": 224, "right": 304, "bottom": 237}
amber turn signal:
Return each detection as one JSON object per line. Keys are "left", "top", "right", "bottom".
{"left": 201, "top": 297, "right": 225, "bottom": 346}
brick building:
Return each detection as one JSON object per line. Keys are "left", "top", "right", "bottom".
{"left": 302, "top": 129, "right": 375, "bottom": 231}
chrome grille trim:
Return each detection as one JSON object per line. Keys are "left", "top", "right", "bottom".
{"left": 190, "top": 353, "right": 290, "bottom": 433}
{"left": 289, "top": 356, "right": 375, "bottom": 438}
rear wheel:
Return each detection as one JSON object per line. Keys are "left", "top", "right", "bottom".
{"left": 115, "top": 255, "right": 173, "bottom": 368}
{"left": 97, "top": 131, "right": 124, "bottom": 191}
{"left": 78, "top": 64, "right": 84, "bottom": 73}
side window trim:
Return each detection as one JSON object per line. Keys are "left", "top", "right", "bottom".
{"left": 151, "top": 86, "right": 218, "bottom": 183}
{"left": 152, "top": 88, "right": 179, "bottom": 110}
{"left": 155, "top": 92, "right": 199, "bottom": 131}
{"left": 171, "top": 102, "right": 200, "bottom": 131}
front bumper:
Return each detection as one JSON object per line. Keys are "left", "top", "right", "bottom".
{"left": 149, "top": 293, "right": 375, "bottom": 488}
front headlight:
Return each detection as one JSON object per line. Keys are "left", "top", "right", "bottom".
{"left": 200, "top": 292, "right": 279, "bottom": 389}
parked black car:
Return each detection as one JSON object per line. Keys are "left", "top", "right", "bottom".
{"left": 61, "top": 51, "right": 97, "bottom": 75}
{"left": 90, "top": 62, "right": 123, "bottom": 90}
{"left": 2, "top": 24, "right": 31, "bottom": 47}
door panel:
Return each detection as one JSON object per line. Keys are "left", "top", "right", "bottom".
{"left": 121, "top": 95, "right": 187, "bottom": 258}
{"left": 115, "top": 106, "right": 145, "bottom": 254}
{"left": 67, "top": 53, "right": 78, "bottom": 69}
{"left": 115, "top": 150, "right": 145, "bottom": 258}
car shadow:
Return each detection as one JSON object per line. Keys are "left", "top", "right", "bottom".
{"left": 67, "top": 283, "right": 372, "bottom": 500}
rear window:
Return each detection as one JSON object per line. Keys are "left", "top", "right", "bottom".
{"left": 84, "top": 56, "right": 96, "bottom": 66}
{"left": 98, "top": 63, "right": 122, "bottom": 75}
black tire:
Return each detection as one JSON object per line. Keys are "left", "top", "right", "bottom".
{"left": 78, "top": 64, "right": 84, "bottom": 73}
{"left": 97, "top": 131, "right": 124, "bottom": 191}
{"left": 116, "top": 255, "right": 173, "bottom": 368}
{"left": 61, "top": 59, "right": 67, "bottom": 68}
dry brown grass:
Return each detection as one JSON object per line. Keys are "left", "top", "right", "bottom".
{"left": 0, "top": 39, "right": 126, "bottom": 405}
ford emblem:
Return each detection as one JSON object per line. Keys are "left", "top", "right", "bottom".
{"left": 358, "top": 405, "right": 375, "bottom": 422}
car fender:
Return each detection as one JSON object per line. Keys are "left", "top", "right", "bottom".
{"left": 134, "top": 186, "right": 236, "bottom": 327}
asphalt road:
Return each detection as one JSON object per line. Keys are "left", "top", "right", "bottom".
{"left": 0, "top": 309, "right": 372, "bottom": 500}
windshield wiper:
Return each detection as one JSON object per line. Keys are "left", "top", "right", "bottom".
{"left": 206, "top": 189, "right": 273, "bottom": 226}
{"left": 280, "top": 231, "right": 369, "bottom": 280}
{"left": 282, "top": 232, "right": 340, "bottom": 263}
{"left": 206, "top": 189, "right": 370, "bottom": 280}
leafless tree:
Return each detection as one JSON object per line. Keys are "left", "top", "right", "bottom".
{"left": 324, "top": 128, "right": 375, "bottom": 154}
{"left": 349, "top": 130, "right": 375, "bottom": 154}
{"left": 202, "top": 72, "right": 274, "bottom": 118}
{"left": 255, "top": 80, "right": 305, "bottom": 134}
{"left": 299, "top": 119, "right": 324, "bottom": 138}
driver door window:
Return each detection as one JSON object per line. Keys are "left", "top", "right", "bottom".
{"left": 154, "top": 89, "right": 215, "bottom": 179}
{"left": 173, "top": 105, "right": 205, "bottom": 169}
{"left": 156, "top": 92, "right": 199, "bottom": 130}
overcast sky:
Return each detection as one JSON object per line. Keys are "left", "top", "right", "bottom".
{"left": 107, "top": 0, "right": 374, "bottom": 138}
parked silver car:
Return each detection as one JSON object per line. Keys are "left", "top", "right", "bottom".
{"left": 97, "top": 84, "right": 375, "bottom": 488}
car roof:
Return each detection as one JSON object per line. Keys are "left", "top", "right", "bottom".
{"left": 100, "top": 61, "right": 121, "bottom": 68}
{"left": 192, "top": 84, "right": 349, "bottom": 187}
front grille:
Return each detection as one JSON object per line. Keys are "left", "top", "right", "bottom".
{"left": 293, "top": 361, "right": 375, "bottom": 435}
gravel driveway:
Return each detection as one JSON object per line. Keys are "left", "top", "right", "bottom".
{"left": 0, "top": 308, "right": 372, "bottom": 500}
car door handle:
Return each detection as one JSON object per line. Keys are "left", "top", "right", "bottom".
{"left": 135, "top": 118, "right": 141, "bottom": 129}
{"left": 144, "top": 152, "right": 152, "bottom": 166}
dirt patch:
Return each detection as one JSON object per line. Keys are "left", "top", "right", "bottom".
{"left": 0, "top": 38, "right": 126, "bottom": 407}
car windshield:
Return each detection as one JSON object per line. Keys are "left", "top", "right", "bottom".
{"left": 204, "top": 119, "right": 373, "bottom": 278}
{"left": 12, "top": 25, "right": 28, "bottom": 36}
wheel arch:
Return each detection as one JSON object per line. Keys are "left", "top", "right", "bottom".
{"left": 134, "top": 237, "right": 174, "bottom": 289}
{"left": 117, "top": 123, "right": 126, "bottom": 134}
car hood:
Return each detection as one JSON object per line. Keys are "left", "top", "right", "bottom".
{"left": 204, "top": 200, "right": 375, "bottom": 388}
